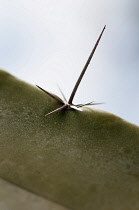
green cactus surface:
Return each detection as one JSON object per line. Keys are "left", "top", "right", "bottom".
{"left": 0, "top": 70, "right": 139, "bottom": 210}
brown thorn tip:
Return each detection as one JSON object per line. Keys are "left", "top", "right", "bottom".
{"left": 68, "top": 25, "right": 106, "bottom": 104}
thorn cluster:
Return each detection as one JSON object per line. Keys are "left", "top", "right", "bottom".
{"left": 36, "top": 25, "right": 106, "bottom": 116}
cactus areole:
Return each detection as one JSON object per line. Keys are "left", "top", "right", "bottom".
{"left": 36, "top": 25, "right": 106, "bottom": 116}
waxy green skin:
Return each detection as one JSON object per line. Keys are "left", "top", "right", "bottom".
{"left": 0, "top": 69, "right": 139, "bottom": 210}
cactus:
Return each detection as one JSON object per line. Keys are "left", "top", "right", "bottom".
{"left": 0, "top": 69, "right": 139, "bottom": 210}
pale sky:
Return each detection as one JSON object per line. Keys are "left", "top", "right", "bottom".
{"left": 0, "top": 0, "right": 139, "bottom": 125}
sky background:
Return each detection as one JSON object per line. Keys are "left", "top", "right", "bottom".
{"left": 0, "top": 0, "right": 139, "bottom": 125}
